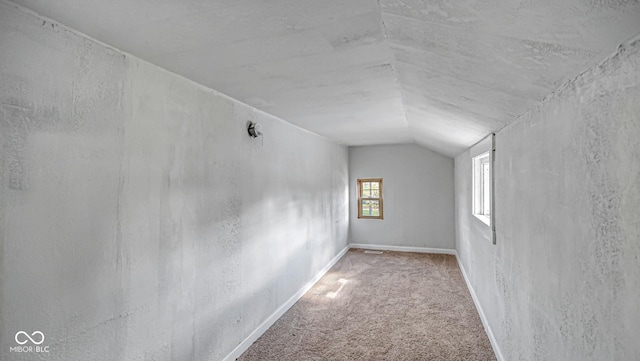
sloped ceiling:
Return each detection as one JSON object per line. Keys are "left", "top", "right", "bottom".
{"left": 10, "top": 0, "right": 640, "bottom": 156}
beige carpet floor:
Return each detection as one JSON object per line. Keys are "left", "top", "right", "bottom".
{"left": 237, "top": 249, "right": 497, "bottom": 361}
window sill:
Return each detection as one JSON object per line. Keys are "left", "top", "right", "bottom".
{"left": 473, "top": 214, "right": 491, "bottom": 227}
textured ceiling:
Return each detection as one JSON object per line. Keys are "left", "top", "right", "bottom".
{"left": 10, "top": 0, "right": 640, "bottom": 156}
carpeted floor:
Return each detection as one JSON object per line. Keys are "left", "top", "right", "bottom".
{"left": 237, "top": 249, "right": 496, "bottom": 361}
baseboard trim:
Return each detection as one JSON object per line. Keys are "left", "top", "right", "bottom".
{"left": 349, "top": 243, "right": 456, "bottom": 255}
{"left": 221, "top": 245, "right": 350, "bottom": 361}
{"left": 454, "top": 252, "right": 505, "bottom": 361}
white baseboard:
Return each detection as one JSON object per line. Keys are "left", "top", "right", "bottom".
{"left": 222, "top": 245, "right": 350, "bottom": 361}
{"left": 349, "top": 243, "right": 456, "bottom": 255}
{"left": 454, "top": 252, "right": 505, "bottom": 361}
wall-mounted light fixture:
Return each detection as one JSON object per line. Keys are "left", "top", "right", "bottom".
{"left": 247, "top": 121, "right": 263, "bottom": 138}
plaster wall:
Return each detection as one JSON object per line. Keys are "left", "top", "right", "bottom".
{"left": 455, "top": 36, "right": 640, "bottom": 360}
{"left": 349, "top": 144, "right": 454, "bottom": 249}
{"left": 0, "top": 3, "right": 349, "bottom": 360}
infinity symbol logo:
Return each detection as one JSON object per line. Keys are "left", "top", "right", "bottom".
{"left": 15, "top": 331, "right": 45, "bottom": 345}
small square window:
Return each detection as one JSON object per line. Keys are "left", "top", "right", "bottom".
{"left": 357, "top": 178, "right": 383, "bottom": 219}
{"left": 473, "top": 152, "right": 491, "bottom": 226}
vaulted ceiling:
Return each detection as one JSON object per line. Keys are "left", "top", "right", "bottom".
{"left": 12, "top": 0, "right": 640, "bottom": 156}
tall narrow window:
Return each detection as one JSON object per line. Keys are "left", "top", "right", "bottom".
{"left": 473, "top": 152, "right": 491, "bottom": 225}
{"left": 357, "top": 178, "right": 383, "bottom": 219}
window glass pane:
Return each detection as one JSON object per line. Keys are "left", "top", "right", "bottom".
{"left": 362, "top": 200, "right": 372, "bottom": 216}
{"left": 363, "top": 182, "right": 370, "bottom": 190}
{"left": 371, "top": 182, "right": 379, "bottom": 190}
{"left": 362, "top": 189, "right": 371, "bottom": 198}
{"left": 371, "top": 189, "right": 379, "bottom": 197}
{"left": 370, "top": 200, "right": 380, "bottom": 216}
{"left": 483, "top": 163, "right": 490, "bottom": 215}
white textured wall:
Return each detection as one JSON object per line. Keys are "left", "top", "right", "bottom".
{"left": 0, "top": 3, "right": 349, "bottom": 360}
{"left": 455, "top": 36, "right": 640, "bottom": 360}
{"left": 349, "top": 144, "right": 454, "bottom": 249}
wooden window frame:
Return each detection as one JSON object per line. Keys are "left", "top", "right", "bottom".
{"left": 357, "top": 178, "right": 383, "bottom": 219}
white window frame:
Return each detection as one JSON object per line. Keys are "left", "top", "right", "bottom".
{"left": 472, "top": 151, "right": 491, "bottom": 226}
